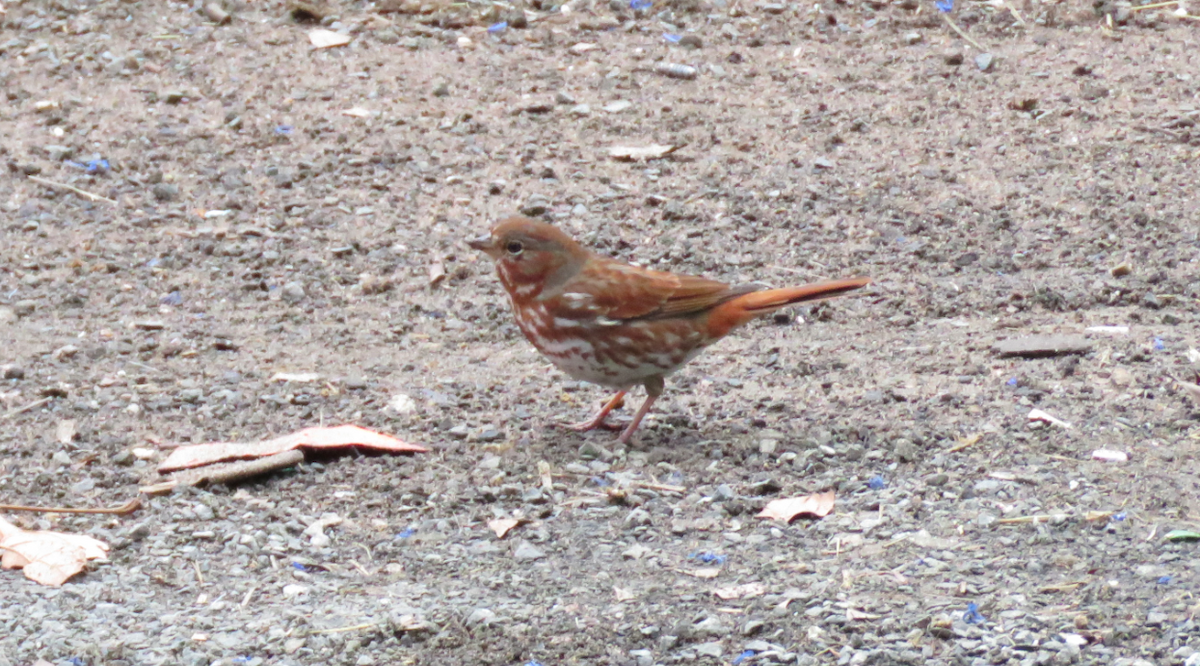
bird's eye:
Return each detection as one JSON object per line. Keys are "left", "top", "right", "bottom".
{"left": 506, "top": 241, "right": 524, "bottom": 256}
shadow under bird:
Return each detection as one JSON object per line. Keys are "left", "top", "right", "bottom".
{"left": 468, "top": 216, "right": 871, "bottom": 444}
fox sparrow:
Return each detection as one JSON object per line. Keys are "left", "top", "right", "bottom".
{"left": 468, "top": 216, "right": 870, "bottom": 443}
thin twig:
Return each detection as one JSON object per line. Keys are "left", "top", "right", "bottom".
{"left": 1, "top": 397, "right": 53, "bottom": 420}
{"left": 630, "top": 480, "right": 686, "bottom": 493}
{"left": 942, "top": 13, "right": 986, "bottom": 52}
{"left": 0, "top": 496, "right": 142, "bottom": 515}
{"left": 27, "top": 175, "right": 117, "bottom": 204}
{"left": 1129, "top": 0, "right": 1183, "bottom": 10}
{"left": 309, "top": 622, "right": 382, "bottom": 635}
{"left": 240, "top": 584, "right": 259, "bottom": 607}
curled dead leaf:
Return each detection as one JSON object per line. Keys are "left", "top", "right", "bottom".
{"left": 757, "top": 490, "right": 836, "bottom": 523}
{"left": 488, "top": 518, "right": 522, "bottom": 539}
{"left": 0, "top": 516, "right": 109, "bottom": 586}
{"left": 158, "top": 424, "right": 425, "bottom": 473}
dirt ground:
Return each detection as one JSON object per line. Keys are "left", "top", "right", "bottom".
{"left": 2, "top": 0, "right": 1199, "bottom": 664}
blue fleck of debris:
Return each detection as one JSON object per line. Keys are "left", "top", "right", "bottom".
{"left": 160, "top": 291, "right": 183, "bottom": 306}
{"left": 733, "top": 650, "right": 756, "bottom": 665}
{"left": 1111, "top": 512, "right": 1126, "bottom": 522}
{"left": 1153, "top": 338, "right": 1165, "bottom": 351}
{"left": 1157, "top": 575, "right": 1172, "bottom": 585}
{"left": 488, "top": 21, "right": 508, "bottom": 33}
{"left": 396, "top": 528, "right": 415, "bottom": 539}
{"left": 68, "top": 659, "right": 85, "bottom": 666}
{"left": 868, "top": 475, "right": 886, "bottom": 490}
{"left": 274, "top": 125, "right": 294, "bottom": 135}
{"left": 291, "top": 562, "right": 307, "bottom": 572}
{"left": 146, "top": 258, "right": 162, "bottom": 268}
{"left": 935, "top": 0, "right": 953, "bottom": 12}
{"left": 232, "top": 657, "right": 252, "bottom": 664}
{"left": 590, "top": 476, "right": 610, "bottom": 487}
{"left": 663, "top": 33, "right": 682, "bottom": 43}
{"left": 963, "top": 602, "right": 985, "bottom": 624}
{"left": 66, "top": 158, "right": 110, "bottom": 173}
{"left": 524, "top": 661, "right": 545, "bottom": 666}
{"left": 689, "top": 551, "right": 727, "bottom": 565}
{"left": 1006, "top": 377, "right": 1018, "bottom": 386}
{"left": 630, "top": 0, "right": 652, "bottom": 9}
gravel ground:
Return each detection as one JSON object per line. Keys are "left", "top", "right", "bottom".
{"left": 1, "top": 0, "right": 1199, "bottom": 665}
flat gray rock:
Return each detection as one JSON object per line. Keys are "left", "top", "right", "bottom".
{"left": 992, "top": 335, "right": 1093, "bottom": 358}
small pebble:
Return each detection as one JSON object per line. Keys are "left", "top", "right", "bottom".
{"left": 281, "top": 281, "right": 307, "bottom": 304}
{"left": 512, "top": 541, "right": 545, "bottom": 562}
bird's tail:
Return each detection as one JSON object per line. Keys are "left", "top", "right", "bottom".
{"left": 709, "top": 277, "right": 871, "bottom": 336}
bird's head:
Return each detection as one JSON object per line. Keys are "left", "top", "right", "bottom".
{"left": 467, "top": 216, "right": 587, "bottom": 297}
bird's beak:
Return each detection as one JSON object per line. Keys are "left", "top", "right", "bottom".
{"left": 466, "top": 233, "right": 498, "bottom": 257}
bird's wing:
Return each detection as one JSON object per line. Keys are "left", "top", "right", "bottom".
{"left": 549, "top": 257, "right": 751, "bottom": 321}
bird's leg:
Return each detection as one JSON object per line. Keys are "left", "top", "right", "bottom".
{"left": 617, "top": 377, "right": 665, "bottom": 444}
{"left": 561, "top": 390, "right": 627, "bottom": 432}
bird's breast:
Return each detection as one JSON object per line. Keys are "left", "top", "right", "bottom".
{"left": 511, "top": 303, "right": 713, "bottom": 387}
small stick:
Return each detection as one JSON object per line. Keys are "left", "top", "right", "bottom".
{"left": 28, "top": 175, "right": 117, "bottom": 204}
{"left": 240, "top": 584, "right": 259, "bottom": 607}
{"left": 630, "top": 480, "right": 686, "bottom": 493}
{"left": 942, "top": 13, "right": 986, "bottom": 52}
{"left": 0, "top": 496, "right": 142, "bottom": 515}
{"left": 309, "top": 622, "right": 381, "bottom": 635}
{"left": 1, "top": 397, "right": 52, "bottom": 420}
{"left": 1129, "top": 0, "right": 1183, "bottom": 10}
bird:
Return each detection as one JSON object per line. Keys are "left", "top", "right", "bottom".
{"left": 467, "top": 216, "right": 870, "bottom": 444}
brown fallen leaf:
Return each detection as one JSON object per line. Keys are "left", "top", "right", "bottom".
{"left": 679, "top": 567, "right": 721, "bottom": 579}
{"left": 757, "top": 490, "right": 836, "bottom": 522}
{"left": 159, "top": 424, "right": 425, "bottom": 473}
{"left": 0, "top": 516, "right": 109, "bottom": 586}
{"left": 487, "top": 518, "right": 522, "bottom": 539}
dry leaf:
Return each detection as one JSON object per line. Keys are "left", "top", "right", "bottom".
{"left": 713, "top": 582, "right": 766, "bottom": 600}
{"left": 159, "top": 424, "right": 425, "bottom": 473}
{"left": 342, "top": 107, "right": 371, "bottom": 118}
{"left": 609, "top": 144, "right": 678, "bottom": 161}
{"left": 309, "top": 29, "right": 351, "bottom": 48}
{"left": 681, "top": 567, "right": 721, "bottom": 579}
{"left": 1092, "top": 449, "right": 1128, "bottom": 462}
{"left": 757, "top": 490, "right": 836, "bottom": 522}
{"left": 0, "top": 516, "right": 108, "bottom": 586}
{"left": 488, "top": 518, "right": 521, "bottom": 539}
{"left": 614, "top": 587, "right": 635, "bottom": 601}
